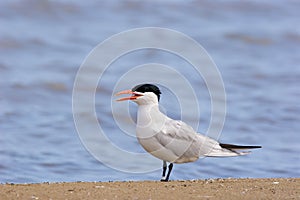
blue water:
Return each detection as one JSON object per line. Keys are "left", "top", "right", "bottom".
{"left": 1, "top": 0, "right": 300, "bottom": 183}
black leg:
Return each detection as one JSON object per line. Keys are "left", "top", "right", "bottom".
{"left": 161, "top": 162, "right": 173, "bottom": 182}
{"left": 162, "top": 161, "right": 167, "bottom": 178}
{"left": 165, "top": 163, "right": 173, "bottom": 181}
{"left": 161, "top": 161, "right": 167, "bottom": 181}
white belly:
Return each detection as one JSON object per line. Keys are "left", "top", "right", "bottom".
{"left": 136, "top": 128, "right": 199, "bottom": 163}
{"left": 136, "top": 104, "right": 199, "bottom": 163}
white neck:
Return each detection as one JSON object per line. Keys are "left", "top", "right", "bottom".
{"left": 136, "top": 104, "right": 168, "bottom": 137}
{"left": 137, "top": 104, "right": 159, "bottom": 126}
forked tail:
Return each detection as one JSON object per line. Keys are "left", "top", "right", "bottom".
{"left": 205, "top": 143, "right": 262, "bottom": 157}
{"left": 220, "top": 143, "right": 262, "bottom": 150}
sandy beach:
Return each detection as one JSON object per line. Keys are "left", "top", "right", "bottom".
{"left": 1, "top": 178, "right": 299, "bottom": 200}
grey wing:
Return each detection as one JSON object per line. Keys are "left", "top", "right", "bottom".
{"left": 155, "top": 119, "right": 201, "bottom": 163}
{"left": 156, "top": 119, "right": 245, "bottom": 162}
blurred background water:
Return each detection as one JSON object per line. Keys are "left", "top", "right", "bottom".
{"left": 1, "top": 0, "right": 299, "bottom": 183}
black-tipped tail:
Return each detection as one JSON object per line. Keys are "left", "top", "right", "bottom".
{"left": 220, "top": 143, "right": 262, "bottom": 150}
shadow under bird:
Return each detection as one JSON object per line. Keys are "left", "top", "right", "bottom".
{"left": 116, "top": 83, "right": 261, "bottom": 181}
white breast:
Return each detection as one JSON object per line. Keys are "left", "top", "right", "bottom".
{"left": 136, "top": 104, "right": 200, "bottom": 163}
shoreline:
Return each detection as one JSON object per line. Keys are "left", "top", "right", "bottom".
{"left": 1, "top": 178, "right": 299, "bottom": 200}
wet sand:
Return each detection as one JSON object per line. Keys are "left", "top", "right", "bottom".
{"left": 1, "top": 178, "right": 299, "bottom": 200}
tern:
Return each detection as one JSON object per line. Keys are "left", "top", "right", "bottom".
{"left": 116, "top": 83, "right": 261, "bottom": 181}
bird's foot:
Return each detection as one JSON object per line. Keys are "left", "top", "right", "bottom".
{"left": 160, "top": 179, "right": 169, "bottom": 182}
{"left": 160, "top": 176, "right": 169, "bottom": 182}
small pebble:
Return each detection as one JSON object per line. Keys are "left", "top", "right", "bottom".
{"left": 95, "top": 185, "right": 105, "bottom": 188}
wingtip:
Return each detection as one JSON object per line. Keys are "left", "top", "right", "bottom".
{"left": 220, "top": 143, "right": 262, "bottom": 150}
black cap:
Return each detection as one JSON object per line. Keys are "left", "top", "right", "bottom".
{"left": 132, "top": 84, "right": 161, "bottom": 101}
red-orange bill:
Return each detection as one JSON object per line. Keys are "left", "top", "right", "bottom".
{"left": 115, "top": 90, "right": 143, "bottom": 101}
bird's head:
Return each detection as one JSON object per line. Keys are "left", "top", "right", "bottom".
{"left": 115, "top": 83, "right": 161, "bottom": 105}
